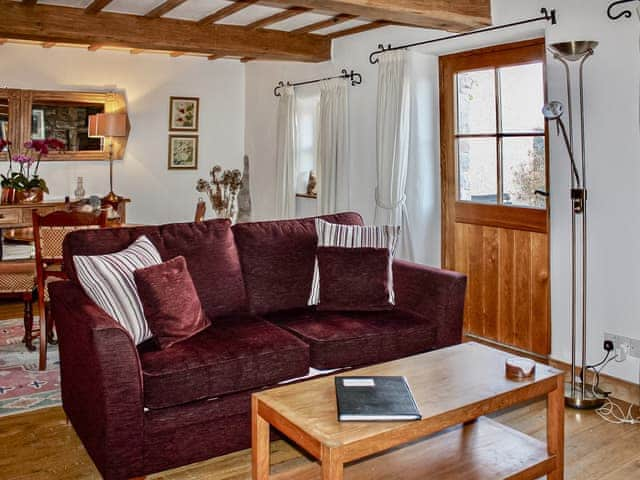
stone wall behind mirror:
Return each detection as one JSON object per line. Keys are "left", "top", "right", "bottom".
{"left": 31, "top": 102, "right": 104, "bottom": 151}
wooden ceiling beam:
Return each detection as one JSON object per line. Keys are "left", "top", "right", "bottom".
{"left": 0, "top": 0, "right": 331, "bottom": 62}
{"left": 207, "top": 54, "right": 223, "bottom": 60}
{"left": 42, "top": 42, "right": 55, "bottom": 48}
{"left": 291, "top": 13, "right": 355, "bottom": 34}
{"left": 85, "top": 0, "right": 113, "bottom": 14}
{"left": 22, "top": 0, "right": 37, "bottom": 5}
{"left": 258, "top": 0, "right": 491, "bottom": 31}
{"left": 326, "top": 20, "right": 389, "bottom": 39}
{"left": 169, "top": 51, "right": 184, "bottom": 57}
{"left": 145, "top": 0, "right": 189, "bottom": 19}
{"left": 198, "top": 0, "right": 259, "bottom": 25}
{"left": 0, "top": 39, "right": 6, "bottom": 45}
{"left": 246, "top": 7, "right": 311, "bottom": 29}
{"left": 240, "top": 57, "right": 256, "bottom": 63}
{"left": 87, "top": 44, "right": 103, "bottom": 51}
{"left": 130, "top": 49, "right": 143, "bottom": 54}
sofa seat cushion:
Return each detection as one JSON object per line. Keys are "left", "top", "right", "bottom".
{"left": 266, "top": 309, "right": 437, "bottom": 370}
{"left": 139, "top": 315, "right": 310, "bottom": 409}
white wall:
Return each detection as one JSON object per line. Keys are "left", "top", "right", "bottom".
{"left": 0, "top": 44, "right": 245, "bottom": 225}
{"left": 245, "top": 0, "right": 640, "bottom": 384}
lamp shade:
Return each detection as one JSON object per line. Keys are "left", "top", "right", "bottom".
{"left": 88, "top": 113, "right": 127, "bottom": 138}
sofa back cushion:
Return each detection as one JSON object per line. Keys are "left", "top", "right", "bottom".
{"left": 232, "top": 212, "right": 364, "bottom": 314}
{"left": 64, "top": 219, "right": 247, "bottom": 318}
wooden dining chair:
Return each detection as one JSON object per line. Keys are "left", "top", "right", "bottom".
{"left": 195, "top": 198, "right": 206, "bottom": 222}
{"left": 0, "top": 260, "right": 37, "bottom": 350}
{"left": 32, "top": 209, "right": 108, "bottom": 370}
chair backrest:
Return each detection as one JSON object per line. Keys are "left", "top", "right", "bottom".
{"left": 195, "top": 198, "right": 206, "bottom": 222}
{"left": 33, "top": 209, "right": 108, "bottom": 265}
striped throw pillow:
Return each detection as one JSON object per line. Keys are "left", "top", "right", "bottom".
{"left": 73, "top": 235, "right": 163, "bottom": 345}
{"left": 308, "top": 219, "right": 400, "bottom": 306}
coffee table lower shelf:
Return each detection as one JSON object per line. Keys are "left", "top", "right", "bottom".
{"left": 270, "top": 417, "right": 555, "bottom": 480}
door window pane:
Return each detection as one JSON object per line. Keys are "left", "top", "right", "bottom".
{"left": 499, "top": 63, "right": 545, "bottom": 133}
{"left": 502, "top": 136, "right": 546, "bottom": 208}
{"left": 456, "top": 69, "right": 496, "bottom": 134}
{"left": 457, "top": 138, "right": 497, "bottom": 203}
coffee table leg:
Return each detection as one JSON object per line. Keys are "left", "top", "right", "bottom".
{"left": 321, "top": 445, "right": 343, "bottom": 480}
{"left": 252, "top": 396, "right": 270, "bottom": 480}
{"left": 547, "top": 374, "right": 565, "bottom": 480}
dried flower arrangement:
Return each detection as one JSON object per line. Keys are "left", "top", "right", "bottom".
{"left": 196, "top": 165, "right": 243, "bottom": 223}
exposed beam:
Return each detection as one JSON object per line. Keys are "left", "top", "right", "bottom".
{"left": 130, "top": 49, "right": 143, "bottom": 54}
{"left": 145, "top": 0, "right": 189, "bottom": 19}
{"left": 240, "top": 57, "right": 256, "bottom": 63}
{"left": 0, "top": 39, "right": 6, "bottom": 45}
{"left": 22, "top": 0, "right": 37, "bottom": 5}
{"left": 85, "top": 0, "right": 113, "bottom": 14}
{"left": 87, "top": 44, "right": 103, "bottom": 51}
{"left": 259, "top": 0, "right": 491, "bottom": 31}
{"left": 42, "top": 42, "right": 55, "bottom": 48}
{"left": 169, "top": 51, "right": 184, "bottom": 57}
{"left": 207, "top": 54, "right": 223, "bottom": 61}
{"left": 198, "top": 0, "right": 259, "bottom": 25}
{"left": 326, "top": 20, "right": 389, "bottom": 39}
{"left": 246, "top": 7, "right": 310, "bottom": 29}
{"left": 291, "top": 13, "right": 355, "bottom": 34}
{"left": 0, "top": 1, "right": 331, "bottom": 62}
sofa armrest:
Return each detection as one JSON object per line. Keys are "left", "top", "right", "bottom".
{"left": 393, "top": 260, "right": 467, "bottom": 349}
{"left": 50, "top": 280, "right": 144, "bottom": 480}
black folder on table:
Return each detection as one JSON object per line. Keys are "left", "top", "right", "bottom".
{"left": 335, "top": 376, "right": 421, "bottom": 421}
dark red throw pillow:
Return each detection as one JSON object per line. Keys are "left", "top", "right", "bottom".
{"left": 316, "top": 247, "right": 393, "bottom": 311}
{"left": 134, "top": 255, "right": 210, "bottom": 349}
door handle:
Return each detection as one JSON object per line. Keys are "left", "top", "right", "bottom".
{"left": 534, "top": 190, "right": 549, "bottom": 197}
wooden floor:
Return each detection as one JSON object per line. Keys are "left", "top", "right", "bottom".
{"left": 1, "top": 301, "right": 639, "bottom": 479}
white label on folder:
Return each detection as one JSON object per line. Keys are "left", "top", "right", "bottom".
{"left": 343, "top": 378, "right": 375, "bottom": 387}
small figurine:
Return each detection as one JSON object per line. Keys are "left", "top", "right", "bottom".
{"left": 306, "top": 170, "right": 317, "bottom": 197}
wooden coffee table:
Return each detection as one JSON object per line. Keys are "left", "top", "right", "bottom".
{"left": 252, "top": 342, "right": 564, "bottom": 480}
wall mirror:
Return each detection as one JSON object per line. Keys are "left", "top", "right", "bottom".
{"left": 0, "top": 89, "right": 129, "bottom": 161}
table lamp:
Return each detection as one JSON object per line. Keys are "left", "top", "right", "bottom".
{"left": 88, "top": 112, "right": 127, "bottom": 204}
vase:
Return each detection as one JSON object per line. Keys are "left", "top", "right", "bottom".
{"left": 1, "top": 187, "right": 15, "bottom": 205}
{"left": 15, "top": 188, "right": 44, "bottom": 204}
{"left": 74, "top": 176, "right": 86, "bottom": 199}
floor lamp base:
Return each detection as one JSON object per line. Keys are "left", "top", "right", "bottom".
{"left": 565, "top": 383, "right": 606, "bottom": 409}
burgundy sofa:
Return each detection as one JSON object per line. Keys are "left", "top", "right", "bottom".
{"left": 49, "top": 212, "right": 466, "bottom": 480}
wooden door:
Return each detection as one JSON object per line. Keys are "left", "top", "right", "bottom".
{"left": 440, "top": 39, "right": 550, "bottom": 356}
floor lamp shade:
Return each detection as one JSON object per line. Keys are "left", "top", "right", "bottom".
{"left": 88, "top": 113, "right": 127, "bottom": 138}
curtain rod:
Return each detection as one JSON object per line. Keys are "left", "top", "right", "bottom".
{"left": 273, "top": 69, "right": 363, "bottom": 96}
{"left": 368, "top": 8, "right": 557, "bottom": 64}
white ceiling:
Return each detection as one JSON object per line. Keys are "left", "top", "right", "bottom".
{"left": 23, "top": 0, "right": 367, "bottom": 34}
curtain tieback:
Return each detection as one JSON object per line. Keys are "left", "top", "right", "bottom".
{"left": 375, "top": 188, "right": 406, "bottom": 210}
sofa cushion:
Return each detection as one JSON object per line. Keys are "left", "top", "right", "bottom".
{"left": 134, "top": 256, "right": 211, "bottom": 350}
{"left": 73, "top": 235, "right": 162, "bottom": 345}
{"left": 266, "top": 309, "right": 437, "bottom": 370}
{"left": 63, "top": 219, "right": 247, "bottom": 319}
{"left": 139, "top": 315, "right": 310, "bottom": 409}
{"left": 316, "top": 247, "right": 393, "bottom": 312}
{"left": 232, "top": 212, "right": 364, "bottom": 315}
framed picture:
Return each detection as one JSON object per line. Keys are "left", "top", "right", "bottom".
{"left": 168, "top": 135, "right": 198, "bottom": 170}
{"left": 31, "top": 109, "right": 45, "bottom": 139}
{"left": 169, "top": 96, "right": 199, "bottom": 131}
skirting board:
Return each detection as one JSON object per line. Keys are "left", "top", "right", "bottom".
{"left": 463, "top": 334, "right": 639, "bottom": 406}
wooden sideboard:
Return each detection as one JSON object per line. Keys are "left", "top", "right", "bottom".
{"left": 0, "top": 198, "right": 129, "bottom": 230}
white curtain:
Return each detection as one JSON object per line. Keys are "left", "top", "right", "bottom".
{"left": 275, "top": 86, "right": 297, "bottom": 219}
{"left": 374, "top": 50, "right": 413, "bottom": 260}
{"left": 316, "top": 78, "right": 350, "bottom": 214}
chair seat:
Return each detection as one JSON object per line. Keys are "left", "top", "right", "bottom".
{"left": 266, "top": 308, "right": 437, "bottom": 370}
{"left": 0, "top": 260, "right": 36, "bottom": 293}
{"left": 139, "top": 315, "right": 310, "bottom": 409}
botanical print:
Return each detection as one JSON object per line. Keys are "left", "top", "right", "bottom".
{"left": 168, "top": 135, "right": 198, "bottom": 170}
{"left": 169, "top": 97, "right": 199, "bottom": 131}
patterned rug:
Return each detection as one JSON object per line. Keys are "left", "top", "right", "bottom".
{"left": 0, "top": 318, "right": 61, "bottom": 417}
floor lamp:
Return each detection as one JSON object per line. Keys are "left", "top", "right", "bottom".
{"left": 545, "top": 41, "right": 603, "bottom": 409}
{"left": 88, "top": 112, "right": 127, "bottom": 204}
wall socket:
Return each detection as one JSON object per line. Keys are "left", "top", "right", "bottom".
{"left": 603, "top": 333, "right": 640, "bottom": 359}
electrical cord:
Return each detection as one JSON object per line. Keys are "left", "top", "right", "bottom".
{"left": 594, "top": 353, "right": 640, "bottom": 425}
